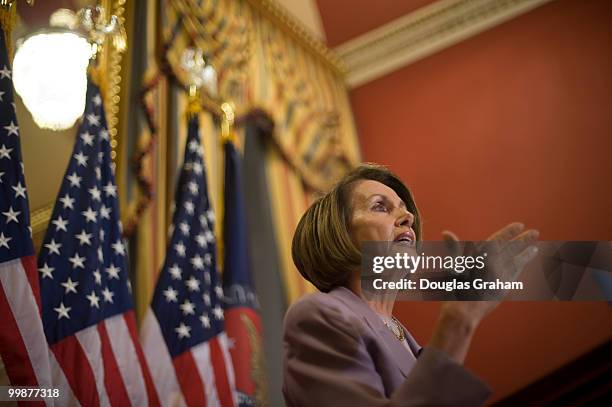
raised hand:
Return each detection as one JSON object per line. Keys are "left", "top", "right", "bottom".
{"left": 430, "top": 223, "right": 539, "bottom": 363}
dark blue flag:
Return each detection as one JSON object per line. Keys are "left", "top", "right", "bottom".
{"left": 222, "top": 139, "right": 263, "bottom": 406}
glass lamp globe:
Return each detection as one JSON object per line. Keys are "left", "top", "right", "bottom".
{"left": 12, "top": 30, "right": 93, "bottom": 131}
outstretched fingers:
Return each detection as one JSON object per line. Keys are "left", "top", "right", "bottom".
{"left": 487, "top": 222, "right": 525, "bottom": 242}
{"left": 513, "top": 245, "right": 539, "bottom": 273}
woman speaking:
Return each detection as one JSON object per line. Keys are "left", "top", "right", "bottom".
{"left": 283, "top": 164, "right": 538, "bottom": 406}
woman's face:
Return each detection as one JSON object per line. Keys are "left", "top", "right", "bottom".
{"left": 348, "top": 180, "right": 416, "bottom": 245}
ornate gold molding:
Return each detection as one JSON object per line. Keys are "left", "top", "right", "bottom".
{"left": 335, "top": 0, "right": 555, "bottom": 88}
{"left": 245, "top": 0, "right": 346, "bottom": 77}
{"left": 31, "top": 202, "right": 53, "bottom": 251}
{"left": 100, "top": 0, "right": 127, "bottom": 160}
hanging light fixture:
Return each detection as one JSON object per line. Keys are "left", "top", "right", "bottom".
{"left": 13, "top": 29, "right": 92, "bottom": 130}
{"left": 180, "top": 47, "right": 218, "bottom": 97}
{"left": 12, "top": 7, "right": 125, "bottom": 131}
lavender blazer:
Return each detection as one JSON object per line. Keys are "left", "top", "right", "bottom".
{"left": 282, "top": 286, "right": 491, "bottom": 406}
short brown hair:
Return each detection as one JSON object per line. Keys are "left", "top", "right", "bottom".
{"left": 291, "top": 164, "right": 421, "bottom": 292}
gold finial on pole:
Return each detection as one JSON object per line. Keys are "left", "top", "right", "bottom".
{"left": 187, "top": 83, "right": 202, "bottom": 117}
{"left": 220, "top": 101, "right": 236, "bottom": 144}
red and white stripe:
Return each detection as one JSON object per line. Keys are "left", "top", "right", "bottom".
{"left": 0, "top": 256, "right": 54, "bottom": 407}
{"left": 141, "top": 308, "right": 236, "bottom": 407}
{"left": 50, "top": 311, "right": 160, "bottom": 407}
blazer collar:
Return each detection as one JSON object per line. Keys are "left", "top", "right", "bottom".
{"left": 329, "top": 286, "right": 420, "bottom": 377}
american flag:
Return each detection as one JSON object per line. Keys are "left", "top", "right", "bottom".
{"left": 141, "top": 116, "right": 236, "bottom": 406}
{"left": 222, "top": 140, "right": 264, "bottom": 406}
{"left": 0, "top": 27, "right": 54, "bottom": 402}
{"left": 37, "top": 80, "right": 160, "bottom": 406}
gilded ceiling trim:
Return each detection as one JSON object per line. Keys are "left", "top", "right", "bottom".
{"left": 245, "top": 0, "right": 346, "bottom": 77}
{"left": 335, "top": 0, "right": 555, "bottom": 88}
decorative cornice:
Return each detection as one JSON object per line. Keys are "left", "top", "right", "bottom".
{"left": 335, "top": 0, "right": 554, "bottom": 88}
{"left": 245, "top": 0, "right": 346, "bottom": 76}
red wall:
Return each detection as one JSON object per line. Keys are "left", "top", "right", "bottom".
{"left": 351, "top": 0, "right": 612, "bottom": 402}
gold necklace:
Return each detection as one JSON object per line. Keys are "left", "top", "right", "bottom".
{"left": 383, "top": 316, "right": 405, "bottom": 341}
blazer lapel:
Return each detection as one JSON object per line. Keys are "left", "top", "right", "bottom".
{"left": 330, "top": 287, "right": 417, "bottom": 377}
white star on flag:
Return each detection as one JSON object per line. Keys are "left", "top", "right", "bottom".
{"left": 179, "top": 222, "right": 190, "bottom": 235}
{"left": 86, "top": 291, "right": 100, "bottom": 308}
{"left": 54, "top": 302, "right": 71, "bottom": 320}
{"left": 111, "top": 240, "right": 125, "bottom": 256}
{"left": 67, "top": 172, "right": 82, "bottom": 187}
{"left": 103, "top": 182, "right": 117, "bottom": 197}
{"left": 73, "top": 152, "right": 88, "bottom": 167}
{"left": 0, "top": 232, "right": 12, "bottom": 249}
{"left": 88, "top": 186, "right": 101, "bottom": 201}
{"left": 38, "top": 263, "right": 54, "bottom": 279}
{"left": 68, "top": 253, "right": 85, "bottom": 269}
{"left": 212, "top": 305, "right": 224, "bottom": 320}
{"left": 175, "top": 323, "right": 191, "bottom": 339}
{"left": 203, "top": 253, "right": 212, "bottom": 266}
{"left": 75, "top": 230, "right": 92, "bottom": 246}
{"left": 105, "top": 264, "right": 120, "bottom": 279}
{"left": 174, "top": 241, "right": 186, "bottom": 257}
{"left": 86, "top": 113, "right": 100, "bottom": 126}
{"left": 0, "top": 144, "right": 12, "bottom": 159}
{"left": 93, "top": 270, "right": 102, "bottom": 285}
{"left": 188, "top": 140, "right": 200, "bottom": 152}
{"left": 0, "top": 65, "right": 11, "bottom": 79}
{"left": 187, "top": 182, "right": 198, "bottom": 194}
{"left": 163, "top": 287, "right": 178, "bottom": 302}
{"left": 2, "top": 206, "right": 20, "bottom": 223}
{"left": 199, "top": 314, "right": 211, "bottom": 328}
{"left": 61, "top": 277, "right": 79, "bottom": 294}
{"left": 191, "top": 162, "right": 203, "bottom": 174}
{"left": 4, "top": 121, "right": 18, "bottom": 136}
{"left": 169, "top": 264, "right": 182, "bottom": 280}
{"left": 180, "top": 300, "right": 196, "bottom": 315}
{"left": 196, "top": 234, "right": 207, "bottom": 248}
{"left": 82, "top": 207, "right": 97, "bottom": 223}
{"left": 100, "top": 205, "right": 111, "bottom": 219}
{"left": 205, "top": 230, "right": 215, "bottom": 243}
{"left": 185, "top": 276, "right": 201, "bottom": 292}
{"left": 52, "top": 216, "right": 69, "bottom": 232}
{"left": 59, "top": 194, "right": 75, "bottom": 209}
{"left": 80, "top": 131, "right": 94, "bottom": 146}
{"left": 12, "top": 182, "right": 26, "bottom": 198}
{"left": 190, "top": 255, "right": 204, "bottom": 270}
{"left": 44, "top": 239, "right": 62, "bottom": 255}
{"left": 184, "top": 201, "right": 195, "bottom": 214}
{"left": 101, "top": 287, "right": 114, "bottom": 303}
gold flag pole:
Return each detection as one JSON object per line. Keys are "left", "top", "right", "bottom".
{"left": 0, "top": 0, "right": 34, "bottom": 56}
